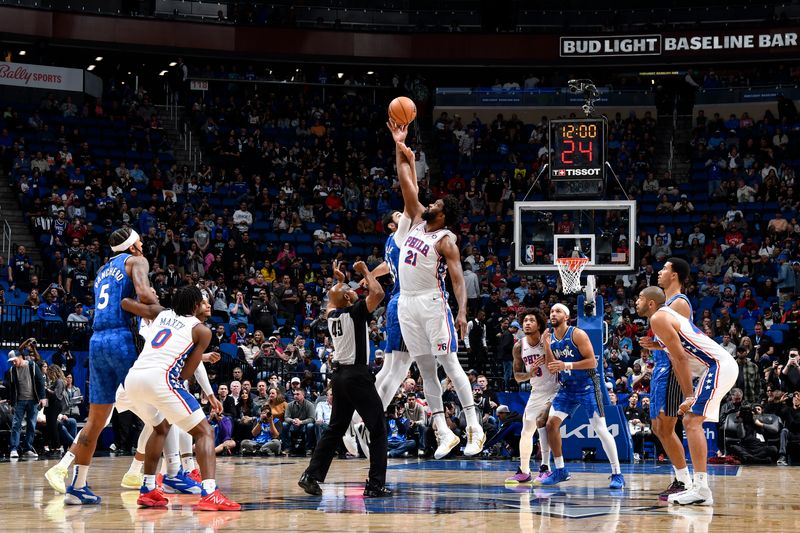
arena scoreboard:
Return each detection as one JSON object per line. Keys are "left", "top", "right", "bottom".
{"left": 549, "top": 117, "right": 606, "bottom": 197}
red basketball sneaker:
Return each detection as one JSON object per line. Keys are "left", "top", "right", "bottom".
{"left": 188, "top": 469, "right": 202, "bottom": 483}
{"left": 195, "top": 489, "right": 241, "bottom": 511}
{"left": 137, "top": 487, "right": 169, "bottom": 508}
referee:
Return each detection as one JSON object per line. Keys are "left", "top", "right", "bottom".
{"left": 298, "top": 260, "right": 391, "bottom": 498}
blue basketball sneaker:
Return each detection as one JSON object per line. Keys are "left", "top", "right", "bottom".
{"left": 65, "top": 485, "right": 102, "bottom": 505}
{"left": 538, "top": 467, "right": 571, "bottom": 486}
{"left": 161, "top": 469, "right": 202, "bottom": 494}
{"left": 609, "top": 473, "right": 625, "bottom": 489}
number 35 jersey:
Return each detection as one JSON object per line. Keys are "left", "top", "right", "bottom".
{"left": 130, "top": 310, "right": 200, "bottom": 386}
{"left": 398, "top": 222, "right": 456, "bottom": 295}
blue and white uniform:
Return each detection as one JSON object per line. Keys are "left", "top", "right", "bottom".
{"left": 384, "top": 215, "right": 412, "bottom": 353}
{"left": 650, "top": 293, "right": 691, "bottom": 419}
{"left": 654, "top": 306, "right": 737, "bottom": 422}
{"left": 397, "top": 222, "right": 458, "bottom": 357}
{"left": 123, "top": 310, "right": 206, "bottom": 432}
{"left": 549, "top": 326, "right": 604, "bottom": 419}
{"left": 88, "top": 253, "right": 137, "bottom": 404}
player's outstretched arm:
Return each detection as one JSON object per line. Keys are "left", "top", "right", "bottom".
{"left": 128, "top": 255, "right": 158, "bottom": 304}
{"left": 650, "top": 313, "right": 695, "bottom": 403}
{"left": 354, "top": 261, "right": 385, "bottom": 313}
{"left": 370, "top": 261, "right": 390, "bottom": 280}
{"left": 387, "top": 120, "right": 423, "bottom": 221}
{"left": 181, "top": 325, "right": 212, "bottom": 380}
{"left": 438, "top": 236, "right": 468, "bottom": 340}
{"left": 121, "top": 297, "right": 163, "bottom": 321}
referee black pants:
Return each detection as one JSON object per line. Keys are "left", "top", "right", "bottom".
{"left": 305, "top": 365, "right": 388, "bottom": 486}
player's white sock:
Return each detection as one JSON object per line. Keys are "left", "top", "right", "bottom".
{"left": 694, "top": 471, "right": 708, "bottom": 489}
{"left": 519, "top": 425, "right": 536, "bottom": 475}
{"left": 675, "top": 466, "right": 691, "bottom": 486}
{"left": 538, "top": 427, "right": 551, "bottom": 468}
{"left": 178, "top": 428, "right": 194, "bottom": 457}
{"left": 412, "top": 353, "right": 445, "bottom": 422}
{"left": 201, "top": 479, "right": 216, "bottom": 494}
{"left": 181, "top": 455, "right": 196, "bottom": 473}
{"left": 159, "top": 458, "right": 167, "bottom": 476}
{"left": 589, "top": 415, "right": 621, "bottom": 475}
{"left": 72, "top": 465, "right": 89, "bottom": 489}
{"left": 379, "top": 351, "right": 411, "bottom": 408}
{"left": 57, "top": 450, "right": 76, "bottom": 470}
{"left": 127, "top": 458, "right": 144, "bottom": 475}
{"left": 163, "top": 426, "right": 181, "bottom": 477}
{"left": 438, "top": 352, "right": 481, "bottom": 429}
{"left": 136, "top": 424, "right": 154, "bottom": 456}
{"left": 143, "top": 474, "right": 157, "bottom": 490}
{"left": 554, "top": 456, "right": 565, "bottom": 469}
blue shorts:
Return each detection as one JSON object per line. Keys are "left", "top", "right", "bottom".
{"left": 384, "top": 293, "right": 407, "bottom": 353}
{"left": 650, "top": 361, "right": 681, "bottom": 419}
{"left": 550, "top": 381, "right": 605, "bottom": 419}
{"left": 89, "top": 328, "right": 139, "bottom": 404}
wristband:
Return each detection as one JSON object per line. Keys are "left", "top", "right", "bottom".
{"left": 565, "top": 362, "right": 573, "bottom": 371}
{"left": 684, "top": 396, "right": 696, "bottom": 402}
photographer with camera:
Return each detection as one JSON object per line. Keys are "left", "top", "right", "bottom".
{"left": 18, "top": 337, "right": 43, "bottom": 364}
{"left": 728, "top": 403, "right": 779, "bottom": 464}
{"left": 240, "top": 404, "right": 281, "bottom": 456}
{"left": 781, "top": 349, "right": 800, "bottom": 393}
{"left": 777, "top": 392, "right": 800, "bottom": 465}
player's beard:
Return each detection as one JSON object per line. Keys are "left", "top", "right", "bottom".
{"left": 421, "top": 208, "right": 435, "bottom": 222}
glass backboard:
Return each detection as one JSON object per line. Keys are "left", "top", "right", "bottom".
{"left": 513, "top": 200, "right": 636, "bottom": 273}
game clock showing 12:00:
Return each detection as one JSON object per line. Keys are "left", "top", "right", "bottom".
{"left": 549, "top": 118, "right": 606, "bottom": 179}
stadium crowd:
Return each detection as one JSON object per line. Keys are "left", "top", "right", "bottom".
{"left": 2, "top": 75, "right": 800, "bottom": 462}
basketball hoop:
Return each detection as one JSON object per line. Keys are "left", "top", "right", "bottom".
{"left": 555, "top": 257, "right": 590, "bottom": 294}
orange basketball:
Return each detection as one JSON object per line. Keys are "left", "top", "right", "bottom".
{"left": 388, "top": 96, "right": 417, "bottom": 126}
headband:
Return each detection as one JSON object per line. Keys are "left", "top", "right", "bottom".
{"left": 111, "top": 230, "right": 140, "bottom": 252}
{"left": 552, "top": 303, "right": 571, "bottom": 317}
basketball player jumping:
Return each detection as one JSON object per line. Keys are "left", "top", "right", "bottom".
{"left": 505, "top": 308, "right": 560, "bottom": 484}
{"left": 639, "top": 257, "right": 694, "bottom": 500}
{"left": 540, "top": 303, "right": 625, "bottom": 489}
{"left": 346, "top": 120, "right": 418, "bottom": 459}
{"left": 637, "top": 286, "right": 737, "bottom": 506}
{"left": 122, "top": 286, "right": 240, "bottom": 510}
{"left": 51, "top": 228, "right": 157, "bottom": 505}
{"left": 395, "top": 123, "right": 485, "bottom": 456}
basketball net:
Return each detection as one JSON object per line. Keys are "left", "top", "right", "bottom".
{"left": 555, "top": 257, "right": 590, "bottom": 294}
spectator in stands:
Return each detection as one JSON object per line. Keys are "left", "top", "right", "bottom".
{"left": 282, "top": 388, "right": 316, "bottom": 455}
{"left": 782, "top": 349, "right": 800, "bottom": 394}
{"left": 241, "top": 404, "right": 281, "bottom": 456}
{"left": 4, "top": 350, "right": 47, "bottom": 459}
{"left": 228, "top": 290, "right": 250, "bottom": 326}
{"left": 735, "top": 345, "right": 762, "bottom": 404}
{"left": 8, "top": 245, "right": 33, "bottom": 292}
{"left": 314, "top": 388, "right": 333, "bottom": 443}
{"left": 777, "top": 392, "right": 800, "bottom": 465}
{"left": 386, "top": 402, "right": 417, "bottom": 458}
{"left": 751, "top": 322, "right": 775, "bottom": 367}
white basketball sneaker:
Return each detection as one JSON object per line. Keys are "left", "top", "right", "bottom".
{"left": 463, "top": 426, "right": 485, "bottom": 456}
{"left": 434, "top": 428, "right": 460, "bottom": 459}
{"left": 668, "top": 486, "right": 714, "bottom": 506}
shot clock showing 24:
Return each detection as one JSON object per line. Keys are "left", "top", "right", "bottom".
{"left": 548, "top": 117, "right": 607, "bottom": 197}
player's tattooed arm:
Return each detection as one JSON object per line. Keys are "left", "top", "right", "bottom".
{"left": 438, "top": 235, "right": 468, "bottom": 340}
{"left": 121, "top": 297, "right": 163, "bottom": 320}
{"left": 128, "top": 255, "right": 157, "bottom": 304}
{"left": 512, "top": 342, "right": 530, "bottom": 382}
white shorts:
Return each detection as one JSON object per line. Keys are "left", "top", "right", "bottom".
{"left": 398, "top": 291, "right": 458, "bottom": 357}
{"left": 123, "top": 369, "right": 205, "bottom": 432}
{"left": 689, "top": 357, "right": 738, "bottom": 423}
{"left": 524, "top": 389, "right": 558, "bottom": 422}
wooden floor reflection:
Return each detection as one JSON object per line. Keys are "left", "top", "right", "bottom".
{"left": 2, "top": 455, "right": 800, "bottom": 532}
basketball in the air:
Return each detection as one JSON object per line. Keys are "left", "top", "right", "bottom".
{"left": 388, "top": 96, "right": 417, "bottom": 125}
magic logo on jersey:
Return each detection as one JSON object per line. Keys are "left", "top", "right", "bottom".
{"left": 552, "top": 345, "right": 576, "bottom": 361}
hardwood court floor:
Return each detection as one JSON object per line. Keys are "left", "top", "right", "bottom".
{"left": 2, "top": 456, "right": 800, "bottom": 532}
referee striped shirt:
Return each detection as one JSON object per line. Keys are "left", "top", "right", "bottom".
{"left": 328, "top": 299, "right": 371, "bottom": 366}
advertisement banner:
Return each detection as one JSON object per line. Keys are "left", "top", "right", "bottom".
{"left": 561, "top": 30, "right": 798, "bottom": 58}
{"left": 0, "top": 61, "right": 85, "bottom": 92}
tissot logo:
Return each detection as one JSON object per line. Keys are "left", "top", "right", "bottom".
{"left": 556, "top": 168, "right": 602, "bottom": 176}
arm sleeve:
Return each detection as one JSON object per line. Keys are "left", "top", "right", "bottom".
{"left": 194, "top": 363, "right": 214, "bottom": 397}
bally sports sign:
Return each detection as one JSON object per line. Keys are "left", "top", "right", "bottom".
{"left": 0, "top": 62, "right": 85, "bottom": 92}
{"left": 561, "top": 31, "right": 798, "bottom": 57}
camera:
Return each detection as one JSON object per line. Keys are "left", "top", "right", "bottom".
{"left": 567, "top": 79, "right": 600, "bottom": 117}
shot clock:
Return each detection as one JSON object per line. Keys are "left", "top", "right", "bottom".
{"left": 549, "top": 117, "right": 606, "bottom": 197}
